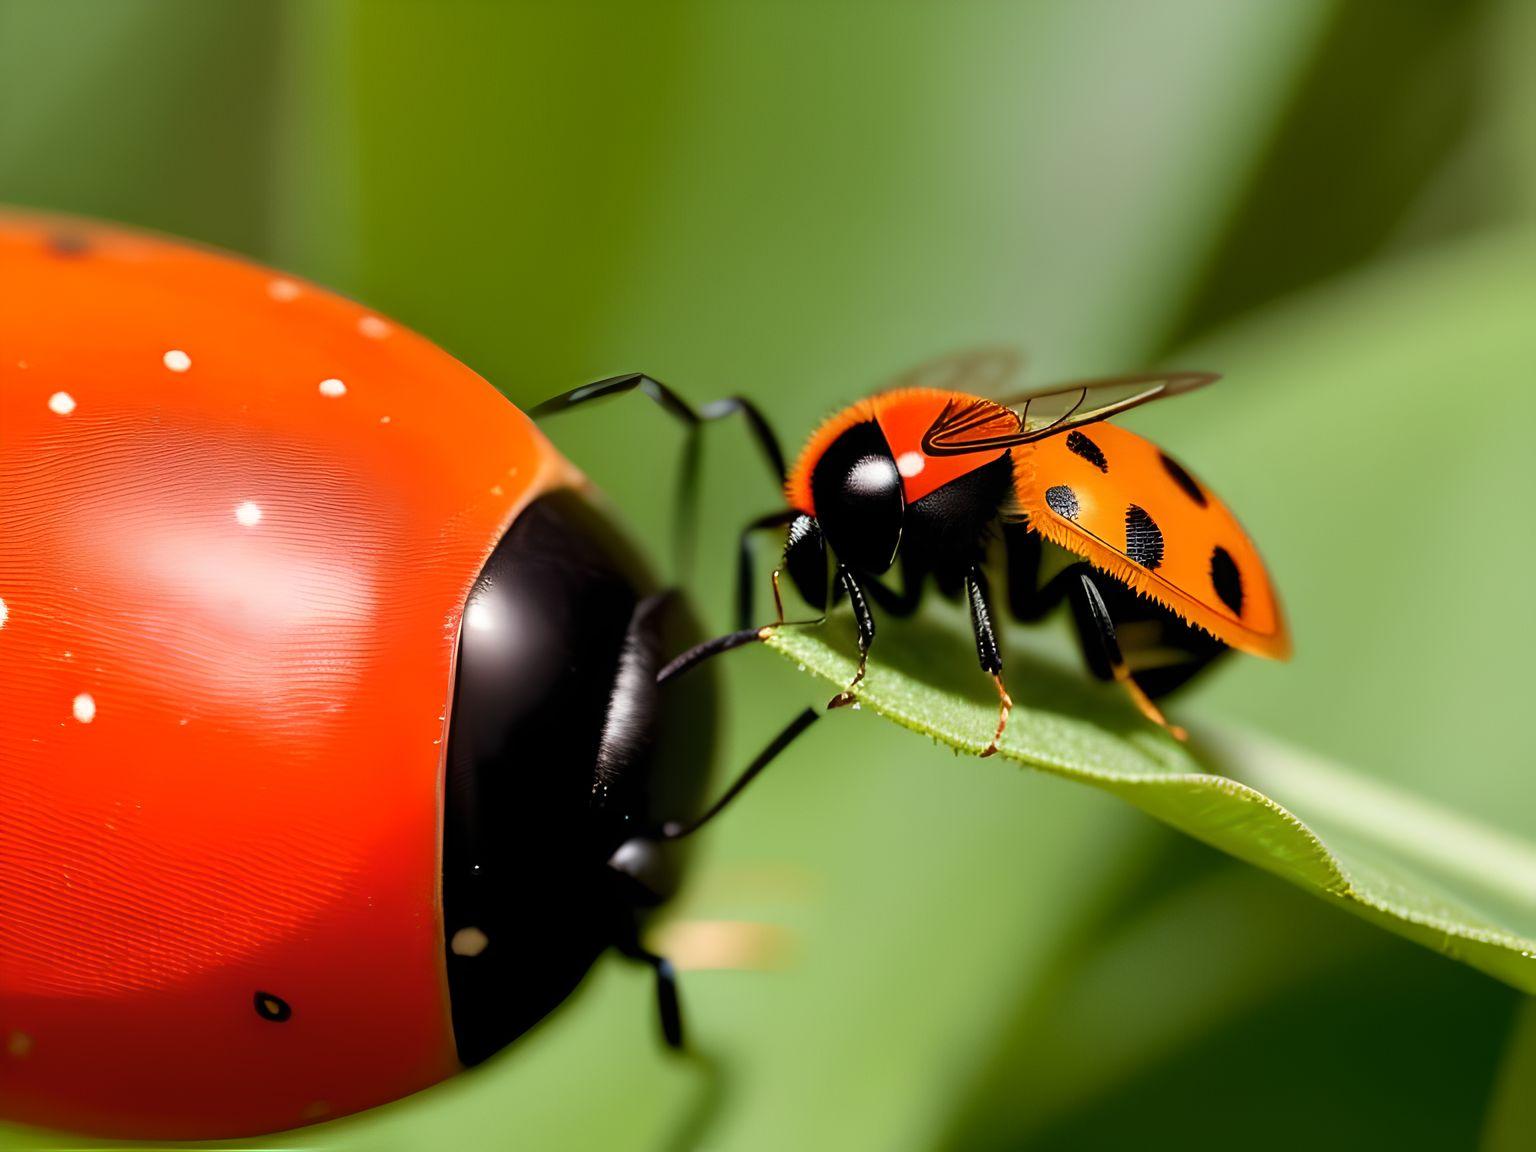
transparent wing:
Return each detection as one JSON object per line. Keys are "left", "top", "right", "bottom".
{"left": 884, "top": 346, "right": 1025, "bottom": 398}
{"left": 919, "top": 369, "right": 1219, "bottom": 456}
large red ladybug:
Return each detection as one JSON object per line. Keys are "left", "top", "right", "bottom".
{"left": 0, "top": 213, "right": 797, "bottom": 1139}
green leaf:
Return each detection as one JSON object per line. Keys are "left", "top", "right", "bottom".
{"left": 767, "top": 609, "right": 1536, "bottom": 994}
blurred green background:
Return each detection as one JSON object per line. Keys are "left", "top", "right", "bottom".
{"left": 3, "top": 0, "right": 1534, "bottom": 1148}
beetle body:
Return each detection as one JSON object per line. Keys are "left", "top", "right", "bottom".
{"left": 0, "top": 214, "right": 714, "bottom": 1139}
{"left": 772, "top": 361, "right": 1287, "bottom": 747}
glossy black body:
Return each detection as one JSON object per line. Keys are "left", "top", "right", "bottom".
{"left": 808, "top": 420, "right": 904, "bottom": 575}
{"left": 442, "top": 489, "right": 716, "bottom": 1066}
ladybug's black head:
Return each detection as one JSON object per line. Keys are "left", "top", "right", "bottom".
{"left": 441, "top": 488, "right": 716, "bottom": 1066}
{"left": 809, "top": 419, "right": 904, "bottom": 575}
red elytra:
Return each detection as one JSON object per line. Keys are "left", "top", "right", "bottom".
{"left": 0, "top": 213, "right": 581, "bottom": 1137}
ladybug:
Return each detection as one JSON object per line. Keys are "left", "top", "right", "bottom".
{"left": 0, "top": 212, "right": 806, "bottom": 1139}
{"left": 647, "top": 349, "right": 1289, "bottom": 751}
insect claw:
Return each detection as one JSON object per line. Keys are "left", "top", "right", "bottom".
{"left": 1122, "top": 676, "right": 1186, "bottom": 741}
{"left": 982, "top": 672, "right": 1012, "bottom": 756}
{"left": 827, "top": 653, "right": 868, "bottom": 710}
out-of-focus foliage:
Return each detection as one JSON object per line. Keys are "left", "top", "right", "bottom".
{"left": 1, "top": 1, "right": 1532, "bottom": 1150}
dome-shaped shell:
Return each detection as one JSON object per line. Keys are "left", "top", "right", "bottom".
{"left": 0, "top": 213, "right": 577, "bottom": 1138}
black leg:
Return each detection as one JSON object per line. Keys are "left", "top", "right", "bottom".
{"left": 738, "top": 509, "right": 799, "bottom": 629}
{"left": 530, "top": 372, "right": 786, "bottom": 576}
{"left": 1067, "top": 571, "right": 1187, "bottom": 740}
{"left": 1004, "top": 521, "right": 1218, "bottom": 732}
{"left": 827, "top": 566, "right": 875, "bottom": 709}
{"left": 1002, "top": 520, "right": 1096, "bottom": 622}
{"left": 1003, "top": 521, "right": 1049, "bottom": 620}
{"left": 617, "top": 940, "right": 684, "bottom": 1049}
{"left": 964, "top": 565, "right": 1013, "bottom": 756}
{"left": 529, "top": 372, "right": 786, "bottom": 485}
{"left": 861, "top": 553, "right": 926, "bottom": 619}
{"left": 660, "top": 708, "right": 820, "bottom": 839}
{"left": 780, "top": 514, "right": 831, "bottom": 624}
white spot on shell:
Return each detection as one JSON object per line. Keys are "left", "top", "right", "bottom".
{"left": 451, "top": 926, "right": 490, "bottom": 957}
{"left": 48, "top": 391, "right": 76, "bottom": 415}
{"left": 896, "top": 451, "right": 926, "bottom": 478}
{"left": 268, "top": 278, "right": 301, "bottom": 301}
{"left": 358, "top": 315, "right": 390, "bottom": 339}
{"left": 6, "top": 1032, "right": 31, "bottom": 1059}
{"left": 0, "top": 597, "right": 7, "bottom": 629}
{"left": 235, "top": 502, "right": 263, "bottom": 527}
{"left": 163, "top": 349, "right": 192, "bottom": 373}
{"left": 318, "top": 378, "right": 347, "bottom": 398}
{"left": 379, "top": 415, "right": 392, "bottom": 424}
{"left": 72, "top": 693, "right": 96, "bottom": 724}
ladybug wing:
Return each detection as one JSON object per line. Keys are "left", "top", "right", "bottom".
{"left": 921, "top": 369, "right": 1218, "bottom": 456}
{"left": 1015, "top": 422, "right": 1289, "bottom": 660}
{"left": 881, "top": 346, "right": 1025, "bottom": 398}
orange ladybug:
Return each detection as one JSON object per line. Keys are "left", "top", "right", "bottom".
{"left": 663, "top": 349, "right": 1288, "bottom": 752}
{"left": 0, "top": 212, "right": 815, "bottom": 1139}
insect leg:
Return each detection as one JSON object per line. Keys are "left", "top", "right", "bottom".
{"left": 861, "top": 552, "right": 926, "bottom": 619}
{"left": 658, "top": 708, "right": 821, "bottom": 839}
{"left": 1002, "top": 521, "right": 1051, "bottom": 620}
{"left": 1068, "top": 571, "right": 1188, "bottom": 741}
{"left": 737, "top": 509, "right": 800, "bottom": 628}
{"left": 530, "top": 372, "right": 786, "bottom": 578}
{"left": 964, "top": 564, "right": 1013, "bottom": 757}
{"left": 1003, "top": 520, "right": 1105, "bottom": 622}
{"left": 529, "top": 373, "right": 786, "bottom": 483}
{"left": 616, "top": 939, "right": 684, "bottom": 1049}
{"left": 827, "top": 566, "right": 875, "bottom": 709}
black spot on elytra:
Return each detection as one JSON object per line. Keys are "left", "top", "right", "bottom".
{"left": 1124, "top": 504, "right": 1164, "bottom": 569}
{"left": 48, "top": 233, "right": 90, "bottom": 258}
{"left": 1159, "top": 452, "right": 1206, "bottom": 506}
{"left": 1211, "top": 546, "right": 1244, "bottom": 616}
{"left": 1065, "top": 430, "right": 1108, "bottom": 472}
{"left": 1045, "top": 485, "right": 1079, "bottom": 519}
{"left": 254, "top": 991, "right": 292, "bottom": 1022}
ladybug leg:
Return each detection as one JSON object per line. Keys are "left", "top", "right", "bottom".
{"left": 530, "top": 373, "right": 785, "bottom": 577}
{"left": 657, "top": 708, "right": 821, "bottom": 839}
{"left": 861, "top": 553, "right": 927, "bottom": 619}
{"left": 658, "top": 512, "right": 827, "bottom": 685}
{"left": 1001, "top": 521, "right": 1094, "bottom": 622}
{"left": 617, "top": 940, "right": 684, "bottom": 1049}
{"left": 827, "top": 566, "right": 876, "bottom": 709}
{"left": 737, "top": 509, "right": 799, "bottom": 628}
{"left": 1002, "top": 521, "right": 1050, "bottom": 620}
{"left": 529, "top": 372, "right": 785, "bottom": 485}
{"left": 1002, "top": 523, "right": 1203, "bottom": 733}
{"left": 1068, "top": 572, "right": 1188, "bottom": 742}
{"left": 963, "top": 564, "right": 1012, "bottom": 757}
